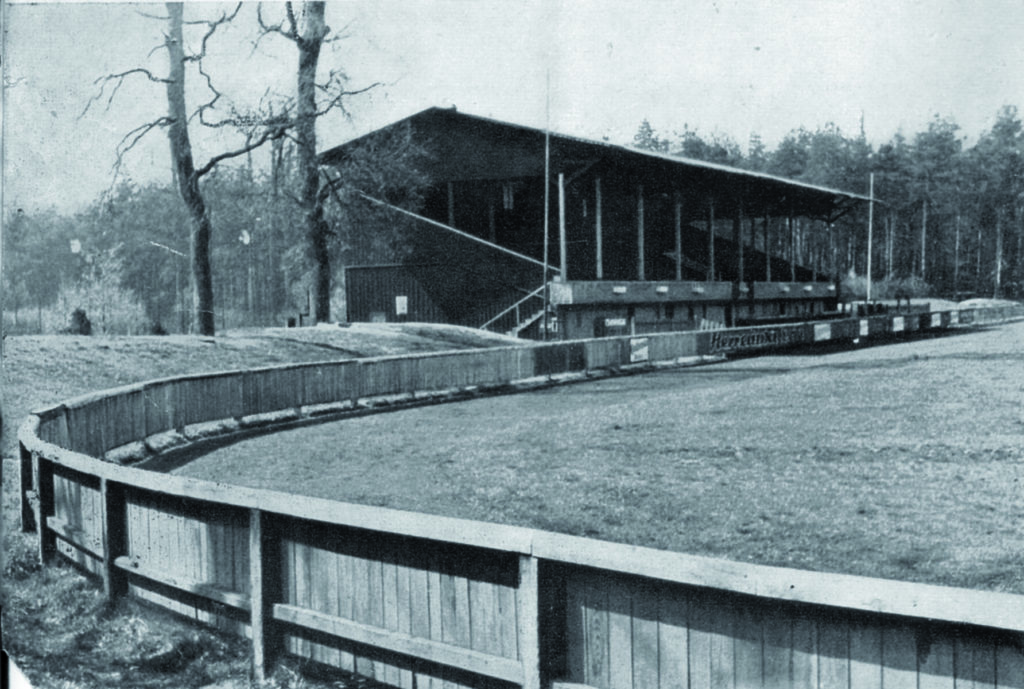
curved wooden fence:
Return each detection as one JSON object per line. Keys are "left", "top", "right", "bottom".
{"left": 19, "top": 306, "right": 1024, "bottom": 689}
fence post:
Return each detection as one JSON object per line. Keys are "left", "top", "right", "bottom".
{"left": 250, "top": 508, "right": 280, "bottom": 683}
{"left": 518, "top": 554, "right": 541, "bottom": 689}
{"left": 101, "top": 478, "right": 128, "bottom": 599}
{"left": 32, "top": 452, "right": 56, "bottom": 564}
{"left": 20, "top": 442, "right": 36, "bottom": 533}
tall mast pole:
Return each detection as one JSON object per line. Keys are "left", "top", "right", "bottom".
{"left": 542, "top": 69, "right": 551, "bottom": 340}
{"left": 866, "top": 172, "right": 874, "bottom": 302}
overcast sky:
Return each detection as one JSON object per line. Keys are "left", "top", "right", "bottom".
{"left": 4, "top": 0, "right": 1024, "bottom": 215}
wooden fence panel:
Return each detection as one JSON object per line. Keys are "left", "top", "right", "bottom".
{"left": 647, "top": 331, "right": 698, "bottom": 362}
{"left": 563, "top": 569, "right": 1024, "bottom": 689}
{"left": 276, "top": 523, "right": 523, "bottom": 685}
{"left": 583, "top": 338, "right": 627, "bottom": 371}
{"left": 100, "top": 390, "right": 147, "bottom": 452}
{"left": 243, "top": 368, "right": 306, "bottom": 417}
{"left": 66, "top": 402, "right": 107, "bottom": 457}
{"left": 143, "top": 381, "right": 176, "bottom": 436}
{"left": 50, "top": 467, "right": 104, "bottom": 575}
{"left": 122, "top": 490, "right": 249, "bottom": 631}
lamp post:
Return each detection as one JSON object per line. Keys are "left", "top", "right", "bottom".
{"left": 866, "top": 172, "right": 874, "bottom": 302}
{"left": 148, "top": 241, "right": 187, "bottom": 333}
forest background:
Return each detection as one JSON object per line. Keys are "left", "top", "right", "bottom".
{"left": 6, "top": 103, "right": 1022, "bottom": 336}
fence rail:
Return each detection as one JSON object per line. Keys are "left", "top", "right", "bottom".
{"left": 19, "top": 305, "right": 1024, "bottom": 689}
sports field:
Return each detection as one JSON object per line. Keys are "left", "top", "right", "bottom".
{"left": 173, "top": 321, "right": 1024, "bottom": 593}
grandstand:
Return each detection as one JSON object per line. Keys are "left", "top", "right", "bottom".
{"left": 320, "top": 107, "right": 871, "bottom": 339}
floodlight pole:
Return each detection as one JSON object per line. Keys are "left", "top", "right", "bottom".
{"left": 542, "top": 70, "right": 551, "bottom": 341}
{"left": 866, "top": 172, "right": 874, "bottom": 302}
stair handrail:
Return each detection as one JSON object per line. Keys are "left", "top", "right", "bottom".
{"left": 480, "top": 284, "right": 547, "bottom": 331}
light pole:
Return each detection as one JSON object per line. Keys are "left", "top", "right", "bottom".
{"left": 149, "top": 241, "right": 187, "bottom": 333}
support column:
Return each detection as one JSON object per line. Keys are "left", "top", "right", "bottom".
{"left": 749, "top": 214, "right": 757, "bottom": 281}
{"left": 447, "top": 181, "right": 455, "bottom": 228}
{"left": 101, "top": 478, "right": 128, "bottom": 599}
{"left": 734, "top": 204, "right": 744, "bottom": 285}
{"left": 20, "top": 442, "right": 35, "bottom": 532}
{"left": 764, "top": 215, "right": 771, "bottom": 282}
{"left": 517, "top": 554, "right": 541, "bottom": 689}
{"left": 674, "top": 193, "right": 683, "bottom": 281}
{"left": 789, "top": 212, "right": 796, "bottom": 282}
{"left": 707, "top": 200, "right": 716, "bottom": 282}
{"left": 595, "top": 177, "right": 603, "bottom": 280}
{"left": 558, "top": 172, "right": 567, "bottom": 279}
{"left": 637, "top": 184, "right": 645, "bottom": 281}
{"left": 250, "top": 509, "right": 281, "bottom": 683}
{"left": 32, "top": 452, "right": 56, "bottom": 564}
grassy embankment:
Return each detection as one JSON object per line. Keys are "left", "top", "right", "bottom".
{"left": 2, "top": 324, "right": 519, "bottom": 689}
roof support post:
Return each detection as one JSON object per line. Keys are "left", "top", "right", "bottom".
{"left": 789, "top": 210, "right": 796, "bottom": 282}
{"left": 734, "top": 202, "right": 744, "bottom": 286}
{"left": 488, "top": 198, "right": 496, "bottom": 243}
{"left": 707, "top": 200, "right": 716, "bottom": 282}
{"left": 637, "top": 183, "right": 645, "bottom": 281}
{"left": 447, "top": 181, "right": 456, "bottom": 229}
{"left": 595, "top": 176, "right": 603, "bottom": 280}
{"left": 674, "top": 192, "right": 683, "bottom": 281}
{"left": 749, "top": 214, "right": 757, "bottom": 281}
{"left": 558, "top": 172, "right": 567, "bottom": 279}
{"left": 764, "top": 215, "right": 772, "bottom": 282}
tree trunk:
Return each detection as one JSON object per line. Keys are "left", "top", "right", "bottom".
{"left": 296, "top": 2, "right": 331, "bottom": 323}
{"left": 165, "top": 2, "right": 215, "bottom": 335}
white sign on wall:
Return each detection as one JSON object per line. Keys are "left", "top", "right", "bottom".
{"left": 630, "top": 338, "right": 649, "bottom": 363}
{"left": 395, "top": 295, "right": 408, "bottom": 316}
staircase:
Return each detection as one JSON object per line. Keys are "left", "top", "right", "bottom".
{"left": 480, "top": 285, "right": 547, "bottom": 338}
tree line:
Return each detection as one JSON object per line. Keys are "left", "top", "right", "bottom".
{"left": 633, "top": 106, "right": 1023, "bottom": 301}
{"left": 2, "top": 121, "right": 423, "bottom": 335}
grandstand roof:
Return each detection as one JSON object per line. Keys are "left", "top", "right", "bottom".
{"left": 320, "top": 106, "right": 871, "bottom": 221}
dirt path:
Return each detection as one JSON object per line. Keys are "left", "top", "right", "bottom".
{"left": 175, "top": 322, "right": 1024, "bottom": 592}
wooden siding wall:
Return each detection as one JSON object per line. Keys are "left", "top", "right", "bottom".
{"left": 20, "top": 305, "right": 1024, "bottom": 689}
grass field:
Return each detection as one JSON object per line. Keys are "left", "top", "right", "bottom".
{"left": 175, "top": 321, "right": 1024, "bottom": 594}
{"left": 2, "top": 317, "right": 1021, "bottom": 688}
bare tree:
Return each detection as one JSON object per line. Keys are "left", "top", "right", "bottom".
{"left": 85, "top": 2, "right": 287, "bottom": 335}
{"left": 258, "top": 2, "right": 379, "bottom": 322}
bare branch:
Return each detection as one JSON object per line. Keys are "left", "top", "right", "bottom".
{"left": 257, "top": 2, "right": 299, "bottom": 41}
{"left": 312, "top": 81, "right": 382, "bottom": 120}
{"left": 109, "top": 115, "right": 174, "bottom": 179}
{"left": 134, "top": 8, "right": 169, "bottom": 21}
{"left": 194, "top": 127, "right": 286, "bottom": 178}
{"left": 183, "top": 3, "right": 242, "bottom": 63}
{"left": 80, "top": 68, "right": 174, "bottom": 119}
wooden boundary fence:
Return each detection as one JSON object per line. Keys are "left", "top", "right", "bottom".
{"left": 18, "top": 306, "right": 1024, "bottom": 689}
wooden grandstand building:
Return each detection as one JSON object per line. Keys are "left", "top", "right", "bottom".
{"left": 320, "top": 106, "right": 871, "bottom": 340}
